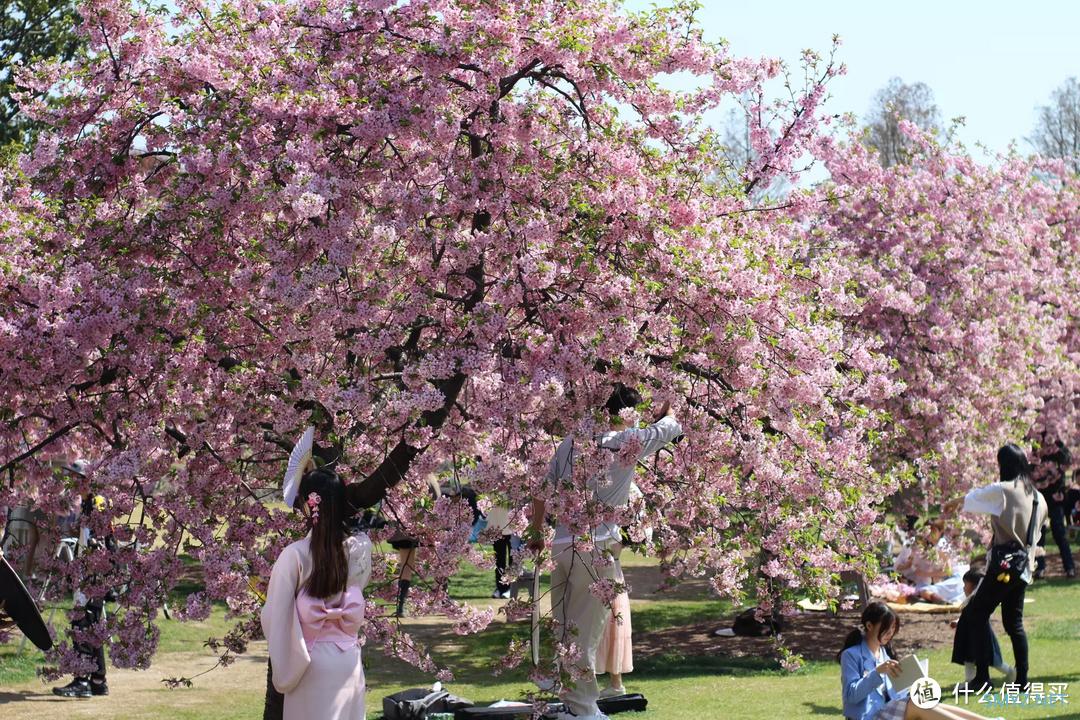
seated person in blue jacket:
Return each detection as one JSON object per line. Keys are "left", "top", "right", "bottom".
{"left": 840, "top": 601, "right": 1000, "bottom": 720}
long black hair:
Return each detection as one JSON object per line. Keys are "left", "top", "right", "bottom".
{"left": 998, "top": 443, "right": 1033, "bottom": 489}
{"left": 298, "top": 467, "right": 348, "bottom": 599}
{"left": 836, "top": 601, "right": 900, "bottom": 662}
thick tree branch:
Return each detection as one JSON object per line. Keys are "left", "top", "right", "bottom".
{"left": 0, "top": 423, "right": 80, "bottom": 476}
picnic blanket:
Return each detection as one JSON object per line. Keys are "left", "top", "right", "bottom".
{"left": 886, "top": 600, "right": 961, "bottom": 614}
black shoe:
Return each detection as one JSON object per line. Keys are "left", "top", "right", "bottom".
{"left": 89, "top": 680, "right": 109, "bottom": 696}
{"left": 53, "top": 679, "right": 92, "bottom": 698}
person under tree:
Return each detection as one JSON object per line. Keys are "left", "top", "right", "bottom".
{"left": 529, "top": 384, "right": 682, "bottom": 720}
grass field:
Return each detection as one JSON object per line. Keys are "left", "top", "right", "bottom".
{"left": 2, "top": 545, "right": 1079, "bottom": 719}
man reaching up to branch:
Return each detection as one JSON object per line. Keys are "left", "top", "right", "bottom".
{"left": 528, "top": 385, "right": 682, "bottom": 720}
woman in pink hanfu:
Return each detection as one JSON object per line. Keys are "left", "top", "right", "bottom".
{"left": 594, "top": 570, "right": 633, "bottom": 697}
{"left": 261, "top": 468, "right": 372, "bottom": 720}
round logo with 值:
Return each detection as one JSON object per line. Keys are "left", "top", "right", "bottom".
{"left": 910, "top": 677, "right": 942, "bottom": 709}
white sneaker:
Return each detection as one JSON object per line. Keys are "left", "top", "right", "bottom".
{"left": 1004, "top": 665, "right": 1017, "bottom": 684}
{"left": 553, "top": 714, "right": 610, "bottom": 720}
{"left": 598, "top": 686, "right": 626, "bottom": 699}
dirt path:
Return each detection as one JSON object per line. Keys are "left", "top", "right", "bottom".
{"left": 1, "top": 645, "right": 271, "bottom": 719}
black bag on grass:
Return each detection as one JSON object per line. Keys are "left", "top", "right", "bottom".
{"left": 732, "top": 607, "right": 788, "bottom": 637}
{"left": 383, "top": 688, "right": 473, "bottom": 720}
{"left": 454, "top": 694, "right": 647, "bottom": 719}
{"left": 598, "top": 693, "right": 648, "bottom": 713}
{"left": 455, "top": 705, "right": 555, "bottom": 719}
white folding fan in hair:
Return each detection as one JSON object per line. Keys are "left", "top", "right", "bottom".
{"left": 283, "top": 426, "right": 316, "bottom": 508}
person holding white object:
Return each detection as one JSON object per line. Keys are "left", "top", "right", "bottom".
{"left": 840, "top": 601, "right": 1002, "bottom": 720}
{"left": 529, "top": 385, "right": 682, "bottom": 720}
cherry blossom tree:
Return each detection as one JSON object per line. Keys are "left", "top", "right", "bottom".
{"left": 1026, "top": 164, "right": 1080, "bottom": 457}
{"left": 2, "top": 0, "right": 899, "bottom": 682}
{"left": 810, "top": 122, "right": 1080, "bottom": 525}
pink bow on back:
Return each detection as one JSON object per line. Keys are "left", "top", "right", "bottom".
{"left": 297, "top": 586, "right": 365, "bottom": 650}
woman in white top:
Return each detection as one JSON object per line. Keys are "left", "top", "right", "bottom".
{"left": 951, "top": 443, "right": 1048, "bottom": 692}
{"left": 529, "top": 385, "right": 682, "bottom": 720}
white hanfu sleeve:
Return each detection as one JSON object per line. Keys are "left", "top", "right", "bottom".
{"left": 347, "top": 533, "right": 373, "bottom": 590}
{"left": 260, "top": 545, "right": 310, "bottom": 694}
{"left": 632, "top": 416, "right": 683, "bottom": 460}
{"left": 962, "top": 484, "right": 1005, "bottom": 517}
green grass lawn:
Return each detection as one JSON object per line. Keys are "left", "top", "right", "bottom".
{"left": 4, "top": 545, "right": 1079, "bottom": 719}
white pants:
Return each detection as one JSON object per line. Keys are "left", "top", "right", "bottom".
{"left": 550, "top": 541, "right": 620, "bottom": 717}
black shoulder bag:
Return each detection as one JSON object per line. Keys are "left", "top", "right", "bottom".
{"left": 988, "top": 492, "right": 1039, "bottom": 586}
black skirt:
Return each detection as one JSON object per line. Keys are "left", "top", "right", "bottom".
{"left": 951, "top": 544, "right": 1024, "bottom": 666}
{"left": 388, "top": 529, "right": 419, "bottom": 550}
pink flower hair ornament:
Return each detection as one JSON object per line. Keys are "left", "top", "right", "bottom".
{"left": 306, "top": 492, "right": 321, "bottom": 524}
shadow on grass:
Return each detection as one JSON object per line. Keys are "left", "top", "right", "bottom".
{"left": 633, "top": 652, "right": 781, "bottom": 679}
{"left": 445, "top": 553, "right": 719, "bottom": 603}
{"left": 363, "top": 648, "right": 786, "bottom": 699}
{"left": 632, "top": 600, "right": 730, "bottom": 634}
{"left": 0, "top": 690, "right": 42, "bottom": 704}
{"left": 166, "top": 554, "right": 206, "bottom": 605}
{"left": 1031, "top": 672, "right": 1080, "bottom": 685}
{"left": 365, "top": 612, "right": 775, "bottom": 688}
{"left": 801, "top": 701, "right": 839, "bottom": 716}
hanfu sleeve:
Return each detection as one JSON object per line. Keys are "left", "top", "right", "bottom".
{"left": 632, "top": 416, "right": 683, "bottom": 460}
{"left": 347, "top": 533, "right": 373, "bottom": 591}
{"left": 260, "top": 545, "right": 310, "bottom": 693}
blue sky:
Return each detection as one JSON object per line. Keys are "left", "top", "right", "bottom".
{"left": 623, "top": 0, "right": 1080, "bottom": 156}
